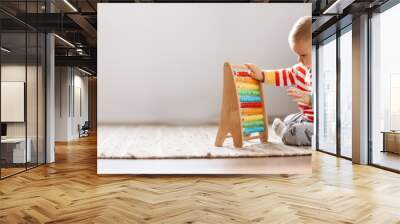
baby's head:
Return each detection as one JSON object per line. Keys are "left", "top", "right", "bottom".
{"left": 288, "top": 16, "right": 312, "bottom": 69}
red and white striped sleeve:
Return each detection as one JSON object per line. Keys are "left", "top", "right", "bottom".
{"left": 262, "top": 64, "right": 308, "bottom": 88}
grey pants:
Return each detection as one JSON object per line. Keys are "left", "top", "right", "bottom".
{"left": 281, "top": 113, "right": 314, "bottom": 146}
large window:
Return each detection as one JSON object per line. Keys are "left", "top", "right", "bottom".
{"left": 316, "top": 25, "right": 353, "bottom": 159}
{"left": 370, "top": 3, "right": 400, "bottom": 171}
{"left": 339, "top": 28, "right": 352, "bottom": 158}
{"left": 0, "top": 1, "right": 47, "bottom": 179}
{"left": 317, "top": 36, "right": 337, "bottom": 154}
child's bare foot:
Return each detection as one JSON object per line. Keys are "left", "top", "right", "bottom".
{"left": 272, "top": 118, "right": 285, "bottom": 137}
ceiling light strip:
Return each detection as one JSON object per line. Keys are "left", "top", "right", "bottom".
{"left": 78, "top": 67, "right": 93, "bottom": 76}
{"left": 1, "top": 47, "right": 11, "bottom": 53}
{"left": 63, "top": 0, "right": 78, "bottom": 12}
{"left": 54, "top": 34, "right": 75, "bottom": 48}
{"left": 323, "top": 0, "right": 355, "bottom": 15}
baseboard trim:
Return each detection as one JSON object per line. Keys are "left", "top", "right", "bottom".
{"left": 97, "top": 156, "right": 312, "bottom": 175}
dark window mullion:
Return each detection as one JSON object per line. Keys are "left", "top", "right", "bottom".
{"left": 36, "top": 0, "right": 39, "bottom": 167}
{"left": 44, "top": 1, "right": 47, "bottom": 164}
{"left": 0, "top": 26, "right": 2, "bottom": 179}
{"left": 25, "top": 0, "right": 28, "bottom": 171}
{"left": 336, "top": 27, "right": 341, "bottom": 157}
{"left": 315, "top": 44, "right": 320, "bottom": 150}
{"left": 367, "top": 11, "right": 373, "bottom": 165}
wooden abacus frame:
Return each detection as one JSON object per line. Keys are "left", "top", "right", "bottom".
{"left": 215, "top": 62, "right": 269, "bottom": 148}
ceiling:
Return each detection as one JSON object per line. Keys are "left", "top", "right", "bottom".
{"left": 0, "top": 0, "right": 392, "bottom": 75}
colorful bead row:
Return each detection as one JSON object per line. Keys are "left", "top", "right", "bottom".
{"left": 242, "top": 114, "right": 263, "bottom": 122}
{"left": 243, "top": 126, "right": 265, "bottom": 135}
{"left": 234, "top": 71, "right": 252, "bottom": 77}
{"left": 240, "top": 96, "right": 261, "bottom": 102}
{"left": 242, "top": 120, "right": 265, "bottom": 128}
{"left": 235, "top": 76, "right": 259, "bottom": 84}
{"left": 236, "top": 82, "right": 259, "bottom": 90}
{"left": 241, "top": 108, "right": 263, "bottom": 115}
{"left": 239, "top": 89, "right": 260, "bottom": 96}
{"left": 240, "top": 102, "right": 263, "bottom": 108}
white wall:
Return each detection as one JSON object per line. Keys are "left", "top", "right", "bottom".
{"left": 55, "top": 67, "right": 69, "bottom": 141}
{"left": 72, "top": 74, "right": 89, "bottom": 137}
{"left": 55, "top": 67, "right": 89, "bottom": 141}
{"left": 98, "top": 3, "right": 310, "bottom": 125}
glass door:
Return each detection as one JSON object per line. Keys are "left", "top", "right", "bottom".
{"left": 317, "top": 35, "right": 337, "bottom": 154}
{"left": 370, "top": 2, "right": 400, "bottom": 171}
{"left": 1, "top": 31, "right": 28, "bottom": 178}
{"left": 0, "top": 1, "right": 47, "bottom": 179}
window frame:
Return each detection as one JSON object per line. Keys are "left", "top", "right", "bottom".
{"left": 0, "top": 1, "right": 48, "bottom": 180}
{"left": 315, "top": 23, "right": 352, "bottom": 160}
{"left": 367, "top": 0, "right": 400, "bottom": 173}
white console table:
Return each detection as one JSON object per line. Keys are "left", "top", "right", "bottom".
{"left": 1, "top": 138, "right": 32, "bottom": 163}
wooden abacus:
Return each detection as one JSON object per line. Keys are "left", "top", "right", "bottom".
{"left": 215, "top": 62, "right": 269, "bottom": 148}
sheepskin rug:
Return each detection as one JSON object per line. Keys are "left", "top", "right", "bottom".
{"left": 97, "top": 125, "right": 312, "bottom": 159}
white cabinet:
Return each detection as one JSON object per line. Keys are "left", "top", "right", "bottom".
{"left": 1, "top": 138, "right": 32, "bottom": 163}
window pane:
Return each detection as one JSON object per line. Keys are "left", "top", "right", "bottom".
{"left": 1, "top": 31, "right": 28, "bottom": 178}
{"left": 340, "top": 29, "right": 352, "bottom": 158}
{"left": 27, "top": 31, "right": 38, "bottom": 169}
{"left": 0, "top": 1, "right": 46, "bottom": 179}
{"left": 38, "top": 33, "right": 46, "bottom": 165}
{"left": 371, "top": 3, "right": 400, "bottom": 171}
{"left": 318, "top": 37, "right": 337, "bottom": 154}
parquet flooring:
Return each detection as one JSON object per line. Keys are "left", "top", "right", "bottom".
{"left": 1, "top": 135, "right": 400, "bottom": 224}
{"left": 1, "top": 167, "right": 26, "bottom": 178}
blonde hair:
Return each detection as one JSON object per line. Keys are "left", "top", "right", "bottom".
{"left": 288, "top": 16, "right": 312, "bottom": 45}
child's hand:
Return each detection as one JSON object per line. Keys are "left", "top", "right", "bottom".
{"left": 287, "top": 88, "right": 312, "bottom": 106}
{"left": 245, "top": 63, "right": 264, "bottom": 81}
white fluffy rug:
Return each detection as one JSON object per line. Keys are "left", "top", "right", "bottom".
{"left": 97, "top": 125, "right": 312, "bottom": 159}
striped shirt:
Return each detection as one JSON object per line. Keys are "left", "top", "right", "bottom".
{"left": 263, "top": 64, "right": 314, "bottom": 122}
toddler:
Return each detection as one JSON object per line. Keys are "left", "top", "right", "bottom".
{"left": 246, "top": 16, "right": 313, "bottom": 146}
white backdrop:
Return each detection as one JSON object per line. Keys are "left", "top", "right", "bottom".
{"left": 1, "top": 82, "right": 24, "bottom": 122}
{"left": 98, "top": 3, "right": 310, "bottom": 125}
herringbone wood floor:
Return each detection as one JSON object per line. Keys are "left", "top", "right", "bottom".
{"left": 1, "top": 135, "right": 400, "bottom": 224}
